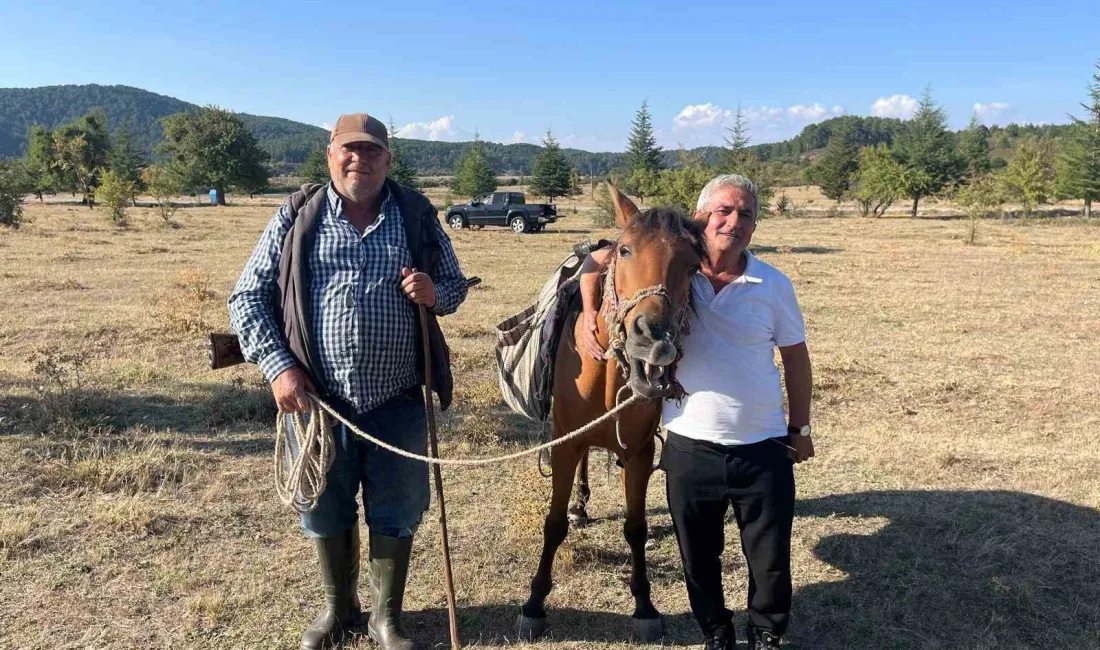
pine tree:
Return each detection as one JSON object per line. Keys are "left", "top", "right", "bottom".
{"left": 1058, "top": 60, "right": 1100, "bottom": 218}
{"left": 958, "top": 114, "right": 992, "bottom": 178}
{"left": 387, "top": 119, "right": 419, "bottom": 189}
{"left": 806, "top": 127, "right": 860, "bottom": 202}
{"left": 625, "top": 101, "right": 662, "bottom": 174}
{"left": 892, "top": 87, "right": 966, "bottom": 217}
{"left": 529, "top": 130, "right": 571, "bottom": 202}
{"left": 722, "top": 106, "right": 774, "bottom": 216}
{"left": 451, "top": 134, "right": 497, "bottom": 199}
{"left": 109, "top": 121, "right": 147, "bottom": 205}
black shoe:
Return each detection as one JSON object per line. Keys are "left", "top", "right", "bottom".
{"left": 300, "top": 527, "right": 362, "bottom": 650}
{"left": 746, "top": 625, "right": 783, "bottom": 650}
{"left": 703, "top": 622, "right": 736, "bottom": 650}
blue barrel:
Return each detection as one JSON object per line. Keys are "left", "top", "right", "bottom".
{"left": 209, "top": 189, "right": 218, "bottom": 205}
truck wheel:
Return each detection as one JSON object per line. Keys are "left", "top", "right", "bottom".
{"left": 531, "top": 224, "right": 544, "bottom": 233}
{"left": 447, "top": 214, "right": 465, "bottom": 230}
{"left": 510, "top": 216, "right": 527, "bottom": 234}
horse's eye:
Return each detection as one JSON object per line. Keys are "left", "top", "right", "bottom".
{"left": 619, "top": 246, "right": 632, "bottom": 258}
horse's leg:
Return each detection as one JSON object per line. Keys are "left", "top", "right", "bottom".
{"left": 568, "top": 448, "right": 591, "bottom": 528}
{"left": 517, "top": 443, "right": 582, "bottom": 640}
{"left": 622, "top": 439, "right": 663, "bottom": 642}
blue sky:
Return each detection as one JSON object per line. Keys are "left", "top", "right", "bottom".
{"left": 2, "top": 0, "right": 1098, "bottom": 151}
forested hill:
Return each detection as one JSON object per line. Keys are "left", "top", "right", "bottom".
{"left": 0, "top": 84, "right": 1074, "bottom": 174}
{"left": 0, "top": 84, "right": 329, "bottom": 164}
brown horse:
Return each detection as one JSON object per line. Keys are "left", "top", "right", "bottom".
{"left": 517, "top": 186, "right": 707, "bottom": 642}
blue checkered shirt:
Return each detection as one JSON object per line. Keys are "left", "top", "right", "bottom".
{"left": 228, "top": 184, "right": 467, "bottom": 413}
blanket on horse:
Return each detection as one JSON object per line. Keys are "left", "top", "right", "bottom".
{"left": 495, "top": 239, "right": 611, "bottom": 421}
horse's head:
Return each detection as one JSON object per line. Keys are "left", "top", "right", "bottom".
{"left": 604, "top": 184, "right": 707, "bottom": 399}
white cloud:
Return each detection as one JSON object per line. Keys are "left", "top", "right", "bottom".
{"left": 396, "top": 115, "right": 456, "bottom": 141}
{"left": 674, "top": 101, "right": 845, "bottom": 133}
{"left": 321, "top": 121, "right": 333, "bottom": 131}
{"left": 788, "top": 103, "right": 845, "bottom": 121}
{"left": 674, "top": 103, "right": 731, "bottom": 128}
{"left": 510, "top": 130, "right": 528, "bottom": 144}
{"left": 870, "top": 94, "right": 918, "bottom": 119}
{"left": 973, "top": 102, "right": 1010, "bottom": 124}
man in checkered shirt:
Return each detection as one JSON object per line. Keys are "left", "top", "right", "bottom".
{"left": 228, "top": 113, "right": 467, "bottom": 650}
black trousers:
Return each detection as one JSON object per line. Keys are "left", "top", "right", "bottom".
{"left": 663, "top": 431, "right": 795, "bottom": 637}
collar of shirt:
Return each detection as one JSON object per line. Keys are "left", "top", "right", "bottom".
{"left": 325, "top": 183, "right": 394, "bottom": 237}
{"left": 693, "top": 251, "right": 763, "bottom": 302}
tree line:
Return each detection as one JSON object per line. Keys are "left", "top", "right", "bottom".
{"left": 804, "top": 62, "right": 1100, "bottom": 219}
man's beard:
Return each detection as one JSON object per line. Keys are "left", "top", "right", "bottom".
{"left": 342, "top": 176, "right": 381, "bottom": 204}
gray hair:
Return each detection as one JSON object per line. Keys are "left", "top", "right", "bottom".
{"left": 696, "top": 174, "right": 759, "bottom": 217}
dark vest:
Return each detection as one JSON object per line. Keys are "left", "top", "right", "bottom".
{"left": 275, "top": 179, "right": 454, "bottom": 415}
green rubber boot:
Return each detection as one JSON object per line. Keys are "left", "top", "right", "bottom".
{"left": 367, "top": 533, "right": 416, "bottom": 650}
{"left": 300, "top": 526, "right": 362, "bottom": 650}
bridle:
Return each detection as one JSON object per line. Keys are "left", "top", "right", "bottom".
{"left": 599, "top": 251, "right": 692, "bottom": 398}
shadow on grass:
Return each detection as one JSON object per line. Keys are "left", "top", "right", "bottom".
{"left": 750, "top": 244, "right": 843, "bottom": 255}
{"left": 0, "top": 380, "right": 277, "bottom": 449}
{"left": 404, "top": 605, "right": 698, "bottom": 646}
{"left": 791, "top": 490, "right": 1100, "bottom": 649}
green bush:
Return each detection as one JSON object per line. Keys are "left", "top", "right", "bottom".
{"left": 95, "top": 169, "right": 136, "bottom": 226}
{"left": 0, "top": 160, "right": 31, "bottom": 229}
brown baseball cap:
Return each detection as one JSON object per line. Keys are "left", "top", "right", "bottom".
{"left": 330, "top": 113, "right": 389, "bottom": 151}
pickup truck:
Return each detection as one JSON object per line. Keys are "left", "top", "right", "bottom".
{"left": 445, "top": 192, "right": 557, "bottom": 233}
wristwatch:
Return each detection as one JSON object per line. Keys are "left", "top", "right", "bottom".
{"left": 787, "top": 424, "right": 812, "bottom": 438}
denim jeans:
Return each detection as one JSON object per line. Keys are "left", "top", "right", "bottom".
{"left": 287, "top": 388, "right": 430, "bottom": 539}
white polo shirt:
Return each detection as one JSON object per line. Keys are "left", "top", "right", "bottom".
{"left": 662, "top": 252, "right": 806, "bottom": 445}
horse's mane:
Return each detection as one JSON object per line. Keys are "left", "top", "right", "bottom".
{"left": 622, "top": 206, "right": 709, "bottom": 264}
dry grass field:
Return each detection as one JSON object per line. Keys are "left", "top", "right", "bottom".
{"left": 1, "top": 191, "right": 1099, "bottom": 650}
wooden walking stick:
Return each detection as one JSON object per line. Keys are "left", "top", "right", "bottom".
{"left": 417, "top": 302, "right": 461, "bottom": 650}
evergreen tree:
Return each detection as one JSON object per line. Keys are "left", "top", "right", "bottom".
{"left": 958, "top": 114, "right": 992, "bottom": 178}
{"left": 299, "top": 144, "right": 330, "bottom": 185}
{"left": 1058, "top": 60, "right": 1100, "bottom": 218}
{"left": 806, "top": 127, "right": 860, "bottom": 201}
{"left": 1001, "top": 138, "right": 1056, "bottom": 216}
{"left": 109, "top": 121, "right": 147, "bottom": 205}
{"left": 625, "top": 101, "right": 662, "bottom": 173}
{"left": 529, "top": 130, "right": 571, "bottom": 202}
{"left": 892, "top": 87, "right": 966, "bottom": 217}
{"left": 387, "top": 120, "right": 419, "bottom": 189}
{"left": 159, "top": 106, "right": 270, "bottom": 205}
{"left": 451, "top": 134, "right": 497, "bottom": 199}
{"left": 722, "top": 106, "right": 774, "bottom": 215}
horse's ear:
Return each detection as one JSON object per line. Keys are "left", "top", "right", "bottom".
{"left": 607, "top": 183, "right": 640, "bottom": 228}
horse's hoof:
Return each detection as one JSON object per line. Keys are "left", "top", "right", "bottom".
{"left": 516, "top": 613, "right": 548, "bottom": 641}
{"left": 631, "top": 616, "right": 665, "bottom": 643}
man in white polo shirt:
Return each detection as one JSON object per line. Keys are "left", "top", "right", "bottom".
{"left": 662, "top": 174, "right": 813, "bottom": 650}
{"left": 577, "top": 174, "right": 813, "bottom": 650}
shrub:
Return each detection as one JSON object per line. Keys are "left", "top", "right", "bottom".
{"left": 141, "top": 164, "right": 185, "bottom": 222}
{"left": 95, "top": 169, "right": 136, "bottom": 226}
{"left": 0, "top": 160, "right": 30, "bottom": 229}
